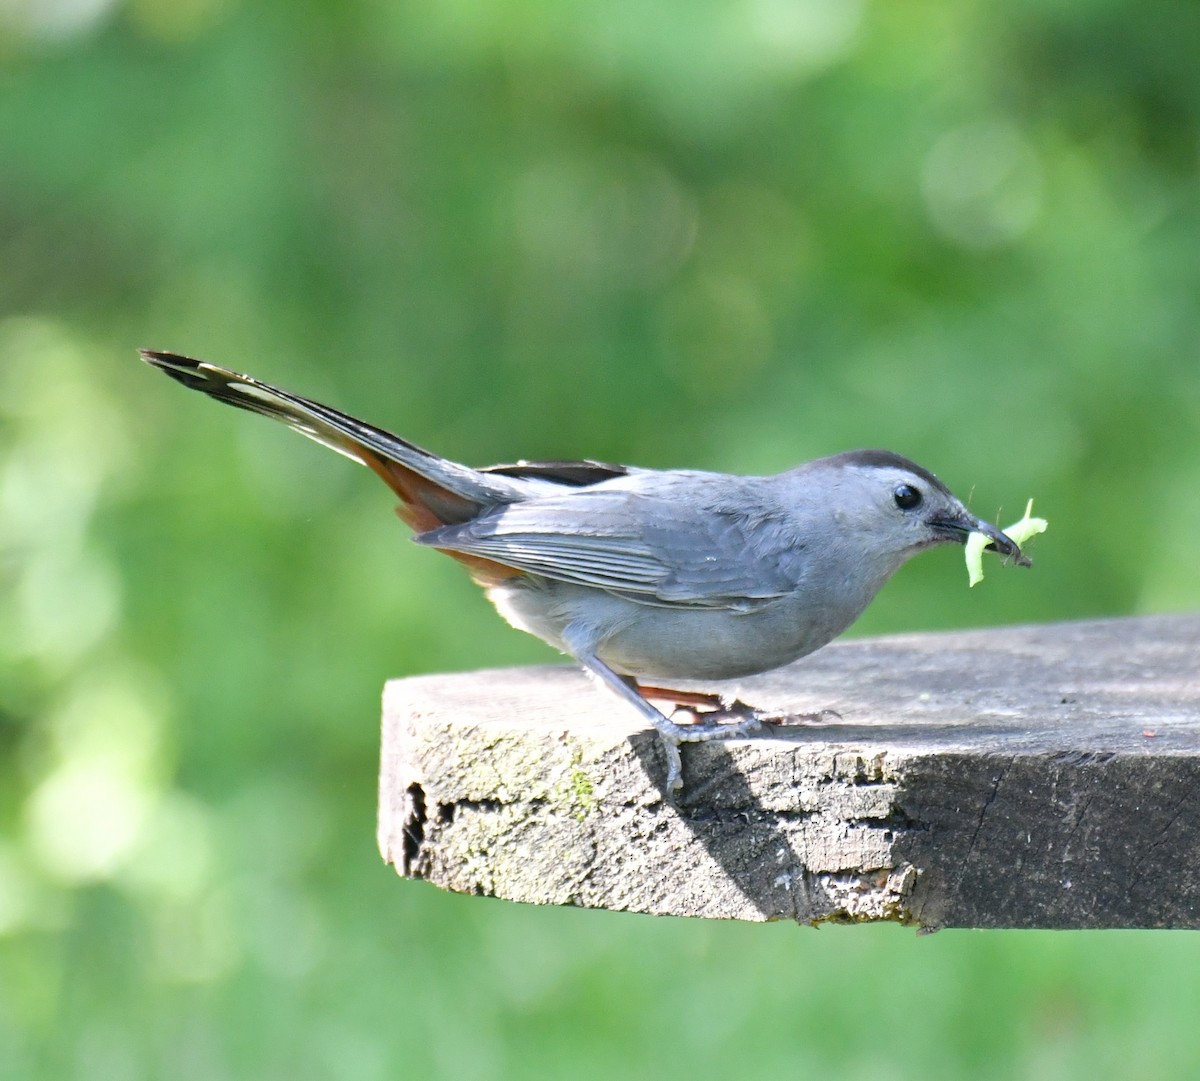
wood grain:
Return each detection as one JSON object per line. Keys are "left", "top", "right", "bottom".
{"left": 378, "top": 614, "right": 1200, "bottom": 928}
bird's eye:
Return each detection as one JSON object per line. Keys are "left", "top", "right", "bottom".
{"left": 893, "top": 483, "right": 922, "bottom": 510}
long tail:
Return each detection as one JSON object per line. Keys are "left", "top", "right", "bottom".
{"left": 140, "top": 350, "right": 520, "bottom": 538}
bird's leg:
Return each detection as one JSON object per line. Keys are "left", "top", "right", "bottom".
{"left": 562, "top": 629, "right": 763, "bottom": 793}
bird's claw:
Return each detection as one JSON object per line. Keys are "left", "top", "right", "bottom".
{"left": 657, "top": 708, "right": 767, "bottom": 793}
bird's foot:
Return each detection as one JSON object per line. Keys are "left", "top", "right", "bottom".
{"left": 650, "top": 714, "right": 766, "bottom": 794}
{"left": 641, "top": 696, "right": 842, "bottom": 792}
{"left": 635, "top": 689, "right": 770, "bottom": 793}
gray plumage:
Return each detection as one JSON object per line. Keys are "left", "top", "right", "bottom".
{"left": 141, "top": 350, "right": 1030, "bottom": 792}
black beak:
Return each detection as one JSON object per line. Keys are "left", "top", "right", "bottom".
{"left": 930, "top": 511, "right": 1032, "bottom": 567}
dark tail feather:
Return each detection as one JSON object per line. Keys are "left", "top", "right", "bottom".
{"left": 140, "top": 350, "right": 515, "bottom": 529}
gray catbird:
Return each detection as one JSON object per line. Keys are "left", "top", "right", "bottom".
{"left": 141, "top": 350, "right": 1029, "bottom": 791}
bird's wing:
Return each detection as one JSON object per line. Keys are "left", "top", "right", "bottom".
{"left": 413, "top": 480, "right": 802, "bottom": 610}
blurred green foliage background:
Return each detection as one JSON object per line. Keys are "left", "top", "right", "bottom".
{"left": 2, "top": 0, "right": 1200, "bottom": 1077}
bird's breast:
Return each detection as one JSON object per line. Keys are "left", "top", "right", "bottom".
{"left": 484, "top": 576, "right": 866, "bottom": 683}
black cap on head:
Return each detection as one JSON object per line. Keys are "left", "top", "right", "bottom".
{"left": 821, "top": 449, "right": 955, "bottom": 498}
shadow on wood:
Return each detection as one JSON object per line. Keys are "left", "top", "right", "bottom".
{"left": 378, "top": 614, "right": 1200, "bottom": 929}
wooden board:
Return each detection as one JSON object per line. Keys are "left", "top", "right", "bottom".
{"left": 378, "top": 614, "right": 1200, "bottom": 928}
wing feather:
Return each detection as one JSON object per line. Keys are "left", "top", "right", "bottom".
{"left": 413, "top": 478, "right": 802, "bottom": 609}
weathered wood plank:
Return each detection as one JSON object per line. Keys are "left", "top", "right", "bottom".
{"left": 378, "top": 614, "right": 1200, "bottom": 928}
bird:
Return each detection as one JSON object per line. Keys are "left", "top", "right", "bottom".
{"left": 141, "top": 349, "right": 1029, "bottom": 792}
